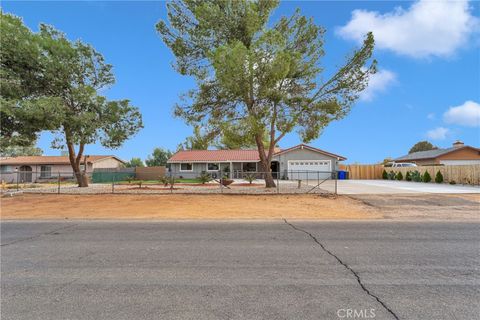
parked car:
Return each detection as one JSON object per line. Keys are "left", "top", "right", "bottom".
{"left": 384, "top": 162, "right": 417, "bottom": 168}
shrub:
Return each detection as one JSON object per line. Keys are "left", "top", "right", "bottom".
{"left": 387, "top": 171, "right": 396, "bottom": 180}
{"left": 410, "top": 170, "right": 422, "bottom": 182}
{"left": 198, "top": 172, "right": 212, "bottom": 184}
{"left": 449, "top": 180, "right": 456, "bottom": 185}
{"left": 435, "top": 171, "right": 444, "bottom": 183}
{"left": 382, "top": 170, "right": 388, "bottom": 180}
{"left": 159, "top": 176, "right": 169, "bottom": 186}
{"left": 396, "top": 172, "right": 403, "bottom": 181}
{"left": 244, "top": 173, "right": 256, "bottom": 184}
{"left": 405, "top": 171, "right": 412, "bottom": 181}
{"left": 422, "top": 171, "right": 432, "bottom": 183}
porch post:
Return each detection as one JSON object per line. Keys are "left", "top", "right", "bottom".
{"left": 229, "top": 162, "right": 233, "bottom": 179}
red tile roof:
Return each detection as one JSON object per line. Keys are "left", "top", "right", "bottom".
{"left": 168, "top": 149, "right": 261, "bottom": 162}
{"left": 0, "top": 155, "right": 123, "bottom": 165}
{"left": 168, "top": 144, "right": 346, "bottom": 162}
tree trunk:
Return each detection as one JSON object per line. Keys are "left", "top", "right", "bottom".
{"left": 66, "top": 141, "right": 89, "bottom": 187}
{"left": 254, "top": 134, "right": 276, "bottom": 188}
{"left": 260, "top": 158, "right": 276, "bottom": 188}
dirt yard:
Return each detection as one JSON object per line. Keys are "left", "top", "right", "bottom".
{"left": 1, "top": 193, "right": 478, "bottom": 221}
{"left": 1, "top": 194, "right": 380, "bottom": 220}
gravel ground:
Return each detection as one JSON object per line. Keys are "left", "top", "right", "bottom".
{"left": 15, "top": 181, "right": 335, "bottom": 195}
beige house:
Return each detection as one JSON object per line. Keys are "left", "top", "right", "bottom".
{"left": 394, "top": 141, "right": 480, "bottom": 166}
{"left": 0, "top": 155, "right": 125, "bottom": 183}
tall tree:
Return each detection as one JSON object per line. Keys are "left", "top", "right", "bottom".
{"left": 178, "top": 126, "right": 213, "bottom": 150}
{"left": 409, "top": 141, "right": 437, "bottom": 154}
{"left": 157, "top": 0, "right": 376, "bottom": 187}
{"left": 145, "top": 147, "right": 173, "bottom": 166}
{"left": 0, "top": 14, "right": 143, "bottom": 187}
{"left": 0, "top": 13, "right": 58, "bottom": 148}
{"left": 124, "top": 157, "right": 145, "bottom": 168}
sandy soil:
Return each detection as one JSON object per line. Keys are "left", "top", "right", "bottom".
{"left": 349, "top": 194, "right": 480, "bottom": 221}
{"left": 0, "top": 194, "right": 381, "bottom": 220}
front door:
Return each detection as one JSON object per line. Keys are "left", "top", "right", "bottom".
{"left": 270, "top": 161, "right": 279, "bottom": 179}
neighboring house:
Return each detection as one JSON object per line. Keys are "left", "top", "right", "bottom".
{"left": 394, "top": 141, "right": 480, "bottom": 166}
{"left": 0, "top": 155, "right": 125, "bottom": 183}
{"left": 167, "top": 144, "right": 346, "bottom": 180}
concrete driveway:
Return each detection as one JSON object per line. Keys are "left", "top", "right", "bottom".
{"left": 336, "top": 180, "right": 480, "bottom": 194}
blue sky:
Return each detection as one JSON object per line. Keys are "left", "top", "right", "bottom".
{"left": 3, "top": 0, "right": 480, "bottom": 163}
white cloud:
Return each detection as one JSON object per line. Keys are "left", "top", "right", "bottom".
{"left": 337, "top": 0, "right": 479, "bottom": 58}
{"left": 443, "top": 100, "right": 480, "bottom": 127}
{"left": 360, "top": 69, "right": 396, "bottom": 101}
{"left": 427, "top": 113, "right": 435, "bottom": 120}
{"left": 426, "top": 127, "right": 450, "bottom": 140}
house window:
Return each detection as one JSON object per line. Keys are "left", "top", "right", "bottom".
{"left": 180, "top": 163, "right": 193, "bottom": 171}
{"left": 40, "top": 165, "right": 52, "bottom": 178}
{"left": 207, "top": 163, "right": 219, "bottom": 171}
{"left": 242, "top": 162, "right": 256, "bottom": 172}
{"left": 0, "top": 165, "right": 11, "bottom": 173}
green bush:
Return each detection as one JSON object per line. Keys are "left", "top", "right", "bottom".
{"left": 387, "top": 171, "right": 396, "bottom": 180}
{"left": 410, "top": 170, "right": 422, "bottom": 182}
{"left": 422, "top": 171, "right": 432, "bottom": 183}
{"left": 396, "top": 172, "right": 403, "bottom": 181}
{"left": 243, "top": 173, "right": 257, "bottom": 184}
{"left": 159, "top": 176, "right": 169, "bottom": 186}
{"left": 197, "top": 172, "right": 212, "bottom": 184}
{"left": 382, "top": 170, "right": 388, "bottom": 180}
{"left": 449, "top": 180, "right": 456, "bottom": 185}
{"left": 435, "top": 171, "right": 444, "bottom": 183}
{"left": 405, "top": 171, "right": 412, "bottom": 181}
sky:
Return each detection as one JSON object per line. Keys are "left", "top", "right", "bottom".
{"left": 2, "top": 0, "right": 480, "bottom": 163}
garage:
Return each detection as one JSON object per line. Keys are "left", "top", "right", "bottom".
{"left": 287, "top": 160, "right": 331, "bottom": 180}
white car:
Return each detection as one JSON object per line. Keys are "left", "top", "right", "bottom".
{"left": 385, "top": 162, "right": 417, "bottom": 168}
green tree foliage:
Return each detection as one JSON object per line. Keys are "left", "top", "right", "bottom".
{"left": 0, "top": 13, "right": 143, "bottom": 187}
{"left": 177, "top": 126, "right": 213, "bottom": 150}
{"left": 145, "top": 147, "right": 173, "bottom": 166}
{"left": 124, "top": 157, "right": 145, "bottom": 168}
{"left": 0, "top": 144, "right": 43, "bottom": 157}
{"left": 0, "top": 13, "right": 59, "bottom": 148}
{"left": 405, "top": 171, "right": 412, "bottom": 181}
{"left": 410, "top": 170, "right": 422, "bottom": 182}
{"left": 157, "top": 0, "right": 376, "bottom": 187}
{"left": 422, "top": 171, "right": 432, "bottom": 183}
{"left": 435, "top": 170, "right": 444, "bottom": 183}
{"left": 409, "top": 141, "right": 437, "bottom": 154}
{"left": 382, "top": 170, "right": 388, "bottom": 180}
{"left": 396, "top": 172, "right": 403, "bottom": 181}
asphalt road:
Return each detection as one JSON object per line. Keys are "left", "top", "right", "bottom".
{"left": 1, "top": 220, "right": 479, "bottom": 320}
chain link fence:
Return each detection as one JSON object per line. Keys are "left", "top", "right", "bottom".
{"left": 1, "top": 170, "right": 338, "bottom": 195}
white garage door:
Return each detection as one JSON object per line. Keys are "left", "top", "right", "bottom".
{"left": 287, "top": 160, "right": 332, "bottom": 180}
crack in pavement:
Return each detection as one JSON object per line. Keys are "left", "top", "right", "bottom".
{"left": 0, "top": 224, "right": 78, "bottom": 247}
{"left": 283, "top": 219, "right": 400, "bottom": 320}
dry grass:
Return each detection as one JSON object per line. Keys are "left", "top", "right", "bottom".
{"left": 0, "top": 194, "right": 381, "bottom": 220}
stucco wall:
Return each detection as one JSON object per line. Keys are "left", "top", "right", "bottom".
{"left": 92, "top": 157, "right": 124, "bottom": 169}
{"left": 0, "top": 164, "right": 91, "bottom": 183}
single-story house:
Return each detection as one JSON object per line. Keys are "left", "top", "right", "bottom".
{"left": 0, "top": 155, "right": 125, "bottom": 183}
{"left": 394, "top": 141, "right": 480, "bottom": 166}
{"left": 167, "top": 144, "right": 346, "bottom": 180}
